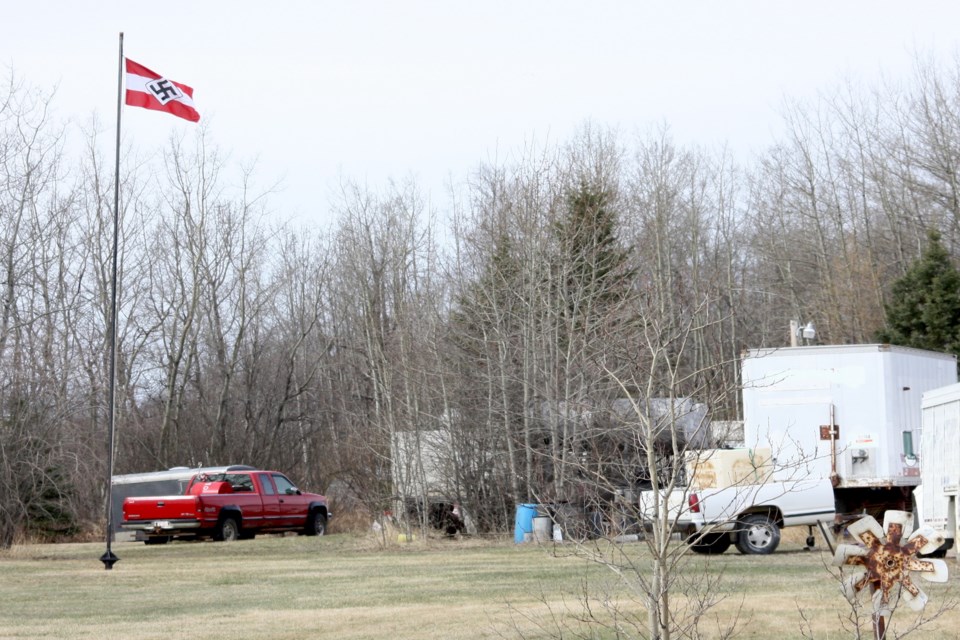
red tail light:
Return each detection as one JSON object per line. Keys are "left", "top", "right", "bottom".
{"left": 688, "top": 493, "right": 700, "bottom": 513}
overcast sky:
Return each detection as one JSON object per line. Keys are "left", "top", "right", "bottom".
{"left": 5, "top": 2, "right": 960, "bottom": 228}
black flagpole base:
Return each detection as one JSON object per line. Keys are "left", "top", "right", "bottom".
{"left": 100, "top": 549, "right": 120, "bottom": 570}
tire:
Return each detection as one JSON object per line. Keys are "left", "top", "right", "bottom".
{"left": 735, "top": 514, "right": 780, "bottom": 555}
{"left": 689, "top": 531, "right": 731, "bottom": 555}
{"left": 304, "top": 510, "right": 327, "bottom": 536}
{"left": 214, "top": 516, "right": 240, "bottom": 542}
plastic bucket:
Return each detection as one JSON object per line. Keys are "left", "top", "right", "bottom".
{"left": 514, "top": 504, "right": 538, "bottom": 543}
{"left": 532, "top": 516, "right": 552, "bottom": 542}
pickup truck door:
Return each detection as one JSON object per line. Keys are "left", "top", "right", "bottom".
{"left": 270, "top": 473, "right": 310, "bottom": 526}
{"left": 254, "top": 473, "right": 283, "bottom": 527}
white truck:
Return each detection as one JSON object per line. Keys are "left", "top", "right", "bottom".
{"left": 916, "top": 382, "right": 960, "bottom": 555}
{"left": 645, "top": 344, "right": 957, "bottom": 555}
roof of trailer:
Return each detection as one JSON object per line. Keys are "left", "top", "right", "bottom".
{"left": 111, "top": 465, "right": 256, "bottom": 485}
{"left": 744, "top": 343, "right": 957, "bottom": 361}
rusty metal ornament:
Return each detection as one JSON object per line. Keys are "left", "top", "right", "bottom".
{"left": 832, "top": 510, "right": 948, "bottom": 620}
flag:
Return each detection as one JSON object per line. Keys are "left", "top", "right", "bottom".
{"left": 125, "top": 59, "right": 200, "bottom": 123}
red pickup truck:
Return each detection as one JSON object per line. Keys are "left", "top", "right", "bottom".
{"left": 121, "top": 469, "right": 330, "bottom": 544}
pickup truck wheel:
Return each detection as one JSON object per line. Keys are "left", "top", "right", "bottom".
{"left": 214, "top": 516, "right": 240, "bottom": 542}
{"left": 305, "top": 511, "right": 327, "bottom": 537}
{"left": 735, "top": 515, "right": 780, "bottom": 555}
{"left": 689, "top": 532, "right": 731, "bottom": 555}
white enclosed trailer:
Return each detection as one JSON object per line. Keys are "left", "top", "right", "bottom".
{"left": 650, "top": 344, "right": 958, "bottom": 556}
{"left": 742, "top": 344, "right": 957, "bottom": 517}
{"left": 917, "top": 382, "right": 960, "bottom": 552}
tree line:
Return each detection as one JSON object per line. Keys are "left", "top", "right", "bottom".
{"left": 3, "top": 57, "right": 960, "bottom": 546}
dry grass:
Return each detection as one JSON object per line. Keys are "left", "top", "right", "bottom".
{"left": 0, "top": 532, "right": 958, "bottom": 639}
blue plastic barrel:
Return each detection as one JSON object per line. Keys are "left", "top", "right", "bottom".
{"left": 514, "top": 504, "right": 538, "bottom": 543}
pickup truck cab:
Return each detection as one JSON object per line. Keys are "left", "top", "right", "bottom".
{"left": 121, "top": 469, "right": 330, "bottom": 544}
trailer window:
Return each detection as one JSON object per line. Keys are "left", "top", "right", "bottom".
{"left": 902, "top": 430, "right": 917, "bottom": 464}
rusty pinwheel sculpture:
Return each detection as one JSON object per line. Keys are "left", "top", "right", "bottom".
{"left": 832, "top": 510, "right": 948, "bottom": 635}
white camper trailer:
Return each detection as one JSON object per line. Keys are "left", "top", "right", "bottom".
{"left": 917, "top": 382, "right": 960, "bottom": 553}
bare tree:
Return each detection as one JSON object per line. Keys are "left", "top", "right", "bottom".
{"left": 0, "top": 73, "right": 93, "bottom": 546}
{"left": 323, "top": 178, "right": 447, "bottom": 534}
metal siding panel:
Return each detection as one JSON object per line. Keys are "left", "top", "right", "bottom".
{"left": 920, "top": 385, "right": 960, "bottom": 533}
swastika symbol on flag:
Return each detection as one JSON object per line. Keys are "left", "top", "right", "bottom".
{"left": 145, "top": 78, "right": 183, "bottom": 105}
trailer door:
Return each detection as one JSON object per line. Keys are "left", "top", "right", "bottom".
{"left": 920, "top": 397, "right": 960, "bottom": 531}
{"left": 750, "top": 401, "right": 834, "bottom": 483}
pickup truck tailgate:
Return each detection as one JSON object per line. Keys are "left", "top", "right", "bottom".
{"left": 123, "top": 495, "right": 200, "bottom": 522}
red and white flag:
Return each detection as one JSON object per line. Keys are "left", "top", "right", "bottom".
{"left": 125, "top": 59, "right": 200, "bottom": 123}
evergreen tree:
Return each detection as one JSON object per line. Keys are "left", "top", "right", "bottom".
{"left": 553, "top": 181, "right": 635, "bottom": 337}
{"left": 877, "top": 230, "right": 960, "bottom": 356}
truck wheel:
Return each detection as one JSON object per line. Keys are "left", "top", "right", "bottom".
{"left": 689, "top": 532, "right": 731, "bottom": 555}
{"left": 214, "top": 516, "right": 240, "bottom": 542}
{"left": 305, "top": 510, "right": 327, "bottom": 536}
{"left": 735, "top": 515, "right": 780, "bottom": 555}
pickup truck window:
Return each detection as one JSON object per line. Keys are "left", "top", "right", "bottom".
{"left": 261, "top": 476, "right": 276, "bottom": 495}
{"left": 271, "top": 473, "right": 296, "bottom": 494}
{"left": 192, "top": 472, "right": 256, "bottom": 493}
{"left": 227, "top": 474, "right": 255, "bottom": 492}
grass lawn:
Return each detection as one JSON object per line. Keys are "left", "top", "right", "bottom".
{"left": 1, "top": 532, "right": 958, "bottom": 639}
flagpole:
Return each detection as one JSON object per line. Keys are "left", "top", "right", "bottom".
{"left": 100, "top": 31, "right": 123, "bottom": 571}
